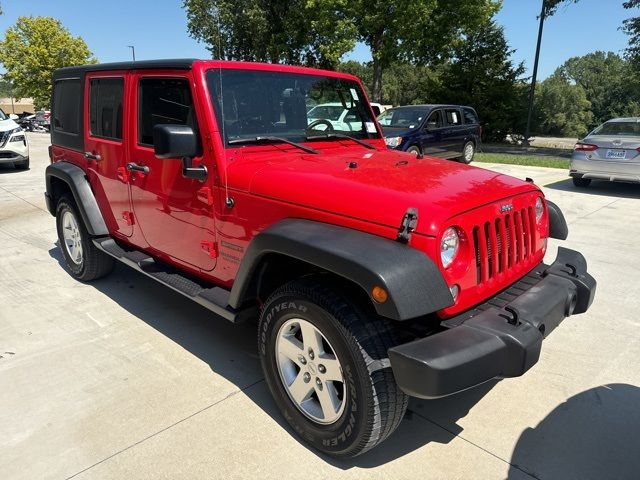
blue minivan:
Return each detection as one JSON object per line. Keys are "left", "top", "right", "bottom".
{"left": 378, "top": 104, "right": 481, "bottom": 163}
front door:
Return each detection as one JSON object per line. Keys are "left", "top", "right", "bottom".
{"left": 84, "top": 72, "right": 133, "bottom": 237}
{"left": 420, "top": 109, "right": 448, "bottom": 157}
{"left": 128, "top": 73, "right": 217, "bottom": 271}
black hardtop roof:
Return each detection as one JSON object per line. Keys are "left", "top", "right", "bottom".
{"left": 52, "top": 59, "right": 197, "bottom": 79}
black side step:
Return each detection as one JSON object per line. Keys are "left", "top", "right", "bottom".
{"left": 94, "top": 237, "right": 252, "bottom": 323}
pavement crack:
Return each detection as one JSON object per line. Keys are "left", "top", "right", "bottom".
{"left": 0, "top": 184, "right": 48, "bottom": 213}
{"left": 64, "top": 377, "right": 265, "bottom": 479}
{"left": 409, "top": 409, "right": 540, "bottom": 480}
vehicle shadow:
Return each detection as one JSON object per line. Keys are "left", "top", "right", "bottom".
{"left": 0, "top": 163, "right": 28, "bottom": 173}
{"left": 507, "top": 384, "right": 640, "bottom": 480}
{"left": 48, "top": 244, "right": 501, "bottom": 467}
{"left": 545, "top": 178, "right": 640, "bottom": 199}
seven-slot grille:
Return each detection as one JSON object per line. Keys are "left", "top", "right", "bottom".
{"left": 472, "top": 206, "right": 536, "bottom": 285}
{"left": 0, "top": 130, "right": 10, "bottom": 148}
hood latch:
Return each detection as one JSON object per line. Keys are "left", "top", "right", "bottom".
{"left": 397, "top": 208, "right": 418, "bottom": 243}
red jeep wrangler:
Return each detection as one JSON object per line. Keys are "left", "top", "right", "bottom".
{"left": 45, "top": 59, "right": 596, "bottom": 458}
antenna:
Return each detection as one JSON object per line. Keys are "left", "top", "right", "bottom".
{"left": 215, "top": 9, "right": 232, "bottom": 208}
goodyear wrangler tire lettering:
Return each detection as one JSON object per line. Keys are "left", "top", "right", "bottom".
{"left": 257, "top": 278, "right": 408, "bottom": 458}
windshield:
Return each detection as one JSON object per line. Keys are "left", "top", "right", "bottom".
{"left": 206, "top": 69, "right": 379, "bottom": 144}
{"left": 378, "top": 107, "right": 429, "bottom": 129}
{"left": 592, "top": 121, "right": 640, "bottom": 136}
{"left": 0, "top": 109, "right": 7, "bottom": 121}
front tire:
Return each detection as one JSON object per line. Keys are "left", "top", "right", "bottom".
{"left": 55, "top": 195, "right": 114, "bottom": 281}
{"left": 406, "top": 145, "right": 421, "bottom": 157}
{"left": 258, "top": 279, "right": 408, "bottom": 458}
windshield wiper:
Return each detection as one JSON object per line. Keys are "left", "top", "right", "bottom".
{"left": 305, "top": 132, "right": 376, "bottom": 150}
{"left": 228, "top": 136, "right": 318, "bottom": 154}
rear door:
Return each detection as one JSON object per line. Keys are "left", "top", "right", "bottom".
{"left": 84, "top": 72, "right": 133, "bottom": 237}
{"left": 128, "top": 73, "right": 217, "bottom": 271}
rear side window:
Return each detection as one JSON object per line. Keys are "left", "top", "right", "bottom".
{"left": 138, "top": 77, "right": 197, "bottom": 146}
{"left": 52, "top": 79, "right": 81, "bottom": 134}
{"left": 463, "top": 107, "right": 479, "bottom": 125}
{"left": 445, "top": 109, "right": 461, "bottom": 126}
{"left": 89, "top": 78, "right": 124, "bottom": 140}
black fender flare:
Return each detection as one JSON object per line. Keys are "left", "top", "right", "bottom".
{"left": 546, "top": 200, "right": 568, "bottom": 240}
{"left": 45, "top": 162, "right": 108, "bottom": 236}
{"left": 228, "top": 219, "right": 453, "bottom": 321}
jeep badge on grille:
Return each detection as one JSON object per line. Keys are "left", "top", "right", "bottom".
{"left": 500, "top": 204, "right": 513, "bottom": 213}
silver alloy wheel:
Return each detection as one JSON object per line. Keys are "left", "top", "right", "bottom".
{"left": 62, "top": 210, "right": 83, "bottom": 265}
{"left": 275, "top": 318, "right": 346, "bottom": 425}
{"left": 464, "top": 143, "right": 474, "bottom": 162}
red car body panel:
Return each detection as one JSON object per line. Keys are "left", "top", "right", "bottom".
{"left": 50, "top": 60, "right": 550, "bottom": 318}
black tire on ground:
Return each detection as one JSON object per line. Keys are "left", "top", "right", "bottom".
{"left": 258, "top": 278, "right": 409, "bottom": 458}
{"left": 55, "top": 195, "right": 114, "bottom": 281}
{"left": 572, "top": 176, "right": 591, "bottom": 188}
{"left": 459, "top": 141, "right": 475, "bottom": 164}
{"left": 14, "top": 157, "right": 29, "bottom": 170}
{"left": 406, "top": 145, "right": 421, "bottom": 156}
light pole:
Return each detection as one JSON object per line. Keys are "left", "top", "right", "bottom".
{"left": 524, "top": 0, "right": 547, "bottom": 146}
{"left": 127, "top": 45, "right": 136, "bottom": 61}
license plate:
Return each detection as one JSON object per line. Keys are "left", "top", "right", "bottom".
{"left": 606, "top": 149, "right": 626, "bottom": 159}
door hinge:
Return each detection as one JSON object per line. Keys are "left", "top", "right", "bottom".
{"left": 197, "top": 186, "right": 214, "bottom": 206}
{"left": 200, "top": 240, "right": 218, "bottom": 259}
{"left": 397, "top": 207, "right": 418, "bottom": 243}
{"left": 122, "top": 211, "right": 135, "bottom": 226}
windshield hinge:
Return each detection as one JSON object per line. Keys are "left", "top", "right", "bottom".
{"left": 397, "top": 208, "right": 418, "bottom": 243}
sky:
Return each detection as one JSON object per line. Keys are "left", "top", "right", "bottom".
{"left": 0, "top": 0, "right": 634, "bottom": 79}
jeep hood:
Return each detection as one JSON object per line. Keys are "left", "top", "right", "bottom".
{"left": 247, "top": 148, "right": 539, "bottom": 237}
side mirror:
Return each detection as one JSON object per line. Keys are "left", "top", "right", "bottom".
{"left": 9, "top": 114, "right": 18, "bottom": 120}
{"left": 153, "top": 124, "right": 207, "bottom": 182}
{"left": 153, "top": 124, "right": 198, "bottom": 159}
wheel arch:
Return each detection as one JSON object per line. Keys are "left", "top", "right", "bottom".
{"left": 229, "top": 219, "right": 453, "bottom": 321}
{"left": 45, "top": 162, "right": 108, "bottom": 236}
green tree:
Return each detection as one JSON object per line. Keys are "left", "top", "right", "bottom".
{"left": 0, "top": 77, "right": 13, "bottom": 97}
{"left": 0, "top": 16, "right": 96, "bottom": 108}
{"left": 535, "top": 74, "right": 593, "bottom": 137}
{"left": 182, "top": 0, "right": 356, "bottom": 68}
{"left": 556, "top": 51, "right": 639, "bottom": 128}
{"left": 347, "top": 0, "right": 500, "bottom": 101}
{"left": 623, "top": 0, "right": 640, "bottom": 65}
{"left": 436, "top": 21, "right": 526, "bottom": 142}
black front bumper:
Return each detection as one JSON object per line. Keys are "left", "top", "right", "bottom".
{"left": 388, "top": 247, "right": 596, "bottom": 399}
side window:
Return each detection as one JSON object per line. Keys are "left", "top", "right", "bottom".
{"left": 89, "top": 78, "right": 124, "bottom": 140}
{"left": 463, "top": 107, "right": 479, "bottom": 125}
{"left": 52, "top": 79, "right": 81, "bottom": 134}
{"left": 138, "top": 77, "right": 197, "bottom": 146}
{"left": 425, "top": 110, "right": 443, "bottom": 129}
{"left": 445, "top": 109, "right": 461, "bottom": 126}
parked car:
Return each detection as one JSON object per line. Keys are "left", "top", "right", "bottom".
{"left": 0, "top": 107, "right": 30, "bottom": 169}
{"left": 571, "top": 117, "right": 640, "bottom": 187}
{"left": 306, "top": 102, "right": 365, "bottom": 132}
{"left": 46, "top": 59, "right": 595, "bottom": 459}
{"left": 379, "top": 104, "right": 481, "bottom": 163}
{"left": 34, "top": 109, "right": 51, "bottom": 131}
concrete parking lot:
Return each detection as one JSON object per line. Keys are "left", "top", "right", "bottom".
{"left": 1, "top": 133, "right": 639, "bottom": 479}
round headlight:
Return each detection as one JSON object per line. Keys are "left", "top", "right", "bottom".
{"left": 535, "top": 197, "right": 544, "bottom": 223}
{"left": 440, "top": 227, "right": 459, "bottom": 268}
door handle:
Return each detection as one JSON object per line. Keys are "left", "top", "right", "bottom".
{"left": 84, "top": 152, "right": 101, "bottom": 161}
{"left": 127, "top": 162, "right": 149, "bottom": 175}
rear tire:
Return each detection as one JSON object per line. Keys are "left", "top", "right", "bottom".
{"left": 258, "top": 278, "right": 408, "bottom": 458}
{"left": 56, "top": 195, "right": 114, "bottom": 281}
{"left": 572, "top": 176, "right": 591, "bottom": 188}
{"left": 459, "top": 141, "right": 475, "bottom": 164}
